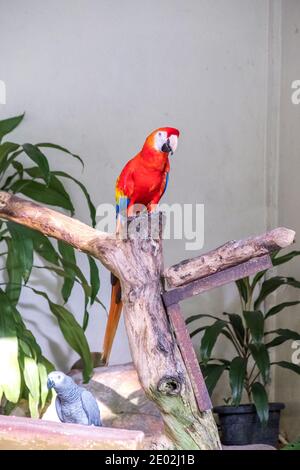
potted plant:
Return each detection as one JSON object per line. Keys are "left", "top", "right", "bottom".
{"left": 188, "top": 250, "right": 300, "bottom": 447}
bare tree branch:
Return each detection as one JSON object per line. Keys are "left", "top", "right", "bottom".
{"left": 164, "top": 227, "right": 296, "bottom": 288}
{"left": 0, "top": 191, "right": 115, "bottom": 262}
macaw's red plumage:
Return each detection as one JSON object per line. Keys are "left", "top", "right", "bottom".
{"left": 101, "top": 127, "right": 180, "bottom": 365}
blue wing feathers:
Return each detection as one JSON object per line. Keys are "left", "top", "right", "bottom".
{"left": 162, "top": 172, "right": 169, "bottom": 196}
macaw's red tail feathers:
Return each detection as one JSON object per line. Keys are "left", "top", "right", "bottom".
{"left": 101, "top": 274, "right": 122, "bottom": 365}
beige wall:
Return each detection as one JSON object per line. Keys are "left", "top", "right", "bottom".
{"left": 276, "top": 0, "right": 300, "bottom": 441}
{"left": 1, "top": 0, "right": 299, "bottom": 438}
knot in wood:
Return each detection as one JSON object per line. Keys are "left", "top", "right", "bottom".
{"left": 128, "top": 287, "right": 139, "bottom": 303}
{"left": 157, "top": 375, "right": 182, "bottom": 396}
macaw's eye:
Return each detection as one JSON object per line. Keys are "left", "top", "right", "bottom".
{"left": 158, "top": 132, "right": 162, "bottom": 137}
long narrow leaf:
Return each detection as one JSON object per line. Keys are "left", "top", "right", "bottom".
{"left": 23, "top": 356, "right": 40, "bottom": 418}
{"left": 9, "top": 179, "right": 74, "bottom": 212}
{"left": 272, "top": 361, "right": 300, "bottom": 374}
{"left": 229, "top": 357, "right": 247, "bottom": 406}
{"left": 223, "top": 312, "right": 245, "bottom": 346}
{"left": 202, "top": 363, "right": 227, "bottom": 395}
{"left": 7, "top": 222, "right": 33, "bottom": 283}
{"left": 57, "top": 241, "right": 76, "bottom": 303}
{"left": 0, "top": 114, "right": 24, "bottom": 142}
{"left": 0, "top": 294, "right": 21, "bottom": 403}
{"left": 30, "top": 288, "right": 93, "bottom": 382}
{"left": 24, "top": 167, "right": 74, "bottom": 215}
{"left": 22, "top": 144, "right": 50, "bottom": 184}
{"left": 251, "top": 382, "right": 269, "bottom": 425}
{"left": 272, "top": 250, "right": 300, "bottom": 266}
{"left": 243, "top": 310, "right": 264, "bottom": 344}
{"left": 249, "top": 343, "right": 270, "bottom": 384}
{"left": 266, "top": 301, "right": 300, "bottom": 318}
{"left": 254, "top": 277, "right": 300, "bottom": 310}
{"left": 200, "top": 320, "right": 227, "bottom": 364}
{"left": 266, "top": 328, "right": 300, "bottom": 348}
{"left": 235, "top": 279, "right": 248, "bottom": 304}
{"left": 36, "top": 142, "right": 84, "bottom": 168}
{"left": 53, "top": 171, "right": 96, "bottom": 227}
{"left": 88, "top": 256, "right": 100, "bottom": 305}
{"left": 186, "top": 313, "right": 221, "bottom": 325}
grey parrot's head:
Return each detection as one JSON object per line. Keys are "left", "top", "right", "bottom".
{"left": 47, "top": 371, "right": 75, "bottom": 392}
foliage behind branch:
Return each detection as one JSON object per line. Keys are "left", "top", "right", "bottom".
{"left": 188, "top": 250, "right": 300, "bottom": 424}
{"left": 0, "top": 113, "right": 103, "bottom": 417}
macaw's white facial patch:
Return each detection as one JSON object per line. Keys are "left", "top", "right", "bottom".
{"left": 154, "top": 131, "right": 168, "bottom": 151}
{"left": 169, "top": 134, "right": 178, "bottom": 153}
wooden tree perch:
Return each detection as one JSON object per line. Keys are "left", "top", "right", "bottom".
{"left": 164, "top": 227, "right": 295, "bottom": 288}
{"left": 0, "top": 190, "right": 295, "bottom": 450}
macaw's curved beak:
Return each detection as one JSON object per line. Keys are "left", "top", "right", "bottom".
{"left": 47, "top": 378, "right": 55, "bottom": 389}
{"left": 161, "top": 138, "right": 173, "bottom": 154}
{"left": 162, "top": 135, "right": 178, "bottom": 155}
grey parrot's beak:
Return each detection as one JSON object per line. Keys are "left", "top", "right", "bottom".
{"left": 47, "top": 378, "right": 55, "bottom": 389}
{"left": 161, "top": 138, "right": 173, "bottom": 154}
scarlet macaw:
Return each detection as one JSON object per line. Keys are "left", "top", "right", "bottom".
{"left": 101, "top": 127, "right": 180, "bottom": 364}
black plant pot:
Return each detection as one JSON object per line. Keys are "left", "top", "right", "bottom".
{"left": 214, "top": 403, "right": 285, "bottom": 447}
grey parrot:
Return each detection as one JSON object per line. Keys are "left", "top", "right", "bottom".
{"left": 47, "top": 371, "right": 101, "bottom": 426}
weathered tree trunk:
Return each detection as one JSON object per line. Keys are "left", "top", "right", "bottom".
{"left": 113, "top": 215, "right": 221, "bottom": 449}
{"left": 0, "top": 191, "right": 295, "bottom": 449}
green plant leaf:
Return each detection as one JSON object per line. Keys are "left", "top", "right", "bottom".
{"left": 30, "top": 288, "right": 93, "bottom": 382}
{"left": 36, "top": 142, "right": 84, "bottom": 168}
{"left": 266, "top": 328, "right": 300, "bottom": 348}
{"left": 200, "top": 320, "right": 227, "bottom": 364}
{"left": 24, "top": 167, "right": 75, "bottom": 215}
{"left": 5, "top": 237, "right": 22, "bottom": 304}
{"left": 223, "top": 313, "right": 245, "bottom": 347}
{"left": 251, "top": 270, "right": 267, "bottom": 290}
{"left": 272, "top": 361, "right": 300, "bottom": 374}
{"left": 249, "top": 343, "right": 270, "bottom": 384}
{"left": 0, "top": 142, "right": 20, "bottom": 170}
{"left": 265, "top": 301, "right": 300, "bottom": 318}
{"left": 186, "top": 313, "right": 221, "bottom": 325}
{"left": 254, "top": 277, "right": 300, "bottom": 310}
{"left": 31, "top": 229, "right": 60, "bottom": 265}
{"left": 0, "top": 289, "right": 42, "bottom": 362}
{"left": 0, "top": 114, "right": 24, "bottom": 142}
{"left": 0, "top": 300, "right": 21, "bottom": 403}
{"left": 23, "top": 356, "right": 40, "bottom": 418}
{"left": 58, "top": 241, "right": 76, "bottom": 303}
{"left": 38, "top": 361, "right": 50, "bottom": 410}
{"left": 53, "top": 171, "right": 96, "bottom": 227}
{"left": 190, "top": 326, "right": 207, "bottom": 338}
{"left": 7, "top": 222, "right": 34, "bottom": 283}
{"left": 229, "top": 357, "right": 247, "bottom": 406}
{"left": 235, "top": 278, "right": 248, "bottom": 304}
{"left": 243, "top": 310, "right": 264, "bottom": 344}
{"left": 202, "top": 363, "right": 227, "bottom": 395}
{"left": 251, "top": 382, "right": 269, "bottom": 425}
{"left": 9, "top": 179, "right": 74, "bottom": 212}
{"left": 22, "top": 144, "right": 50, "bottom": 184}
{"left": 272, "top": 250, "right": 300, "bottom": 266}
{"left": 88, "top": 256, "right": 100, "bottom": 305}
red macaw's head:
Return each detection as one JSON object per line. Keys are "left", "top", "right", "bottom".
{"left": 142, "top": 127, "right": 180, "bottom": 156}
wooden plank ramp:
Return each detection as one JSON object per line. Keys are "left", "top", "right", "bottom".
{"left": 0, "top": 415, "right": 144, "bottom": 450}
